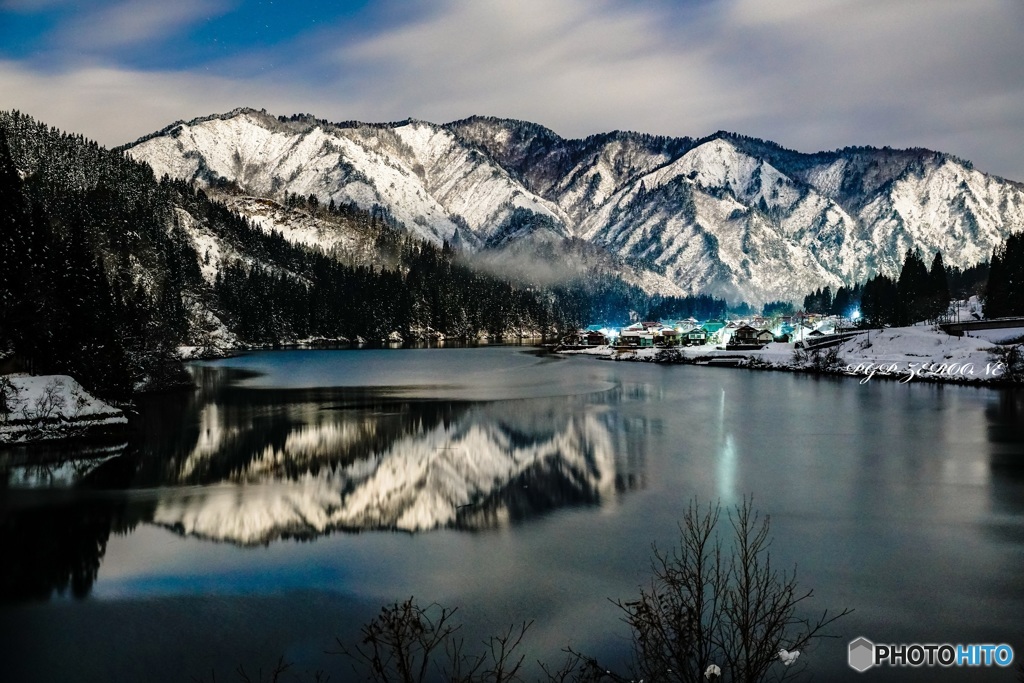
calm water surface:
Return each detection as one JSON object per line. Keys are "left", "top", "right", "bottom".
{"left": 2, "top": 346, "right": 1023, "bottom": 682}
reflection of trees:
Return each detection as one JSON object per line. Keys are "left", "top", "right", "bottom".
{"left": 2, "top": 498, "right": 112, "bottom": 601}
{"left": 987, "top": 389, "right": 1024, "bottom": 473}
{"left": 986, "top": 389, "right": 1024, "bottom": 536}
{"left": 0, "top": 453, "right": 138, "bottom": 602}
{"left": 132, "top": 365, "right": 476, "bottom": 486}
{"left": 143, "top": 376, "right": 643, "bottom": 544}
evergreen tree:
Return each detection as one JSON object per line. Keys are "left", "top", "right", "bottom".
{"left": 762, "top": 301, "right": 795, "bottom": 317}
{"left": 928, "top": 251, "right": 950, "bottom": 321}
{"left": 861, "top": 274, "right": 898, "bottom": 326}
{"left": 0, "top": 129, "right": 31, "bottom": 354}
{"left": 895, "top": 249, "right": 930, "bottom": 324}
{"left": 984, "top": 233, "right": 1024, "bottom": 318}
{"left": 830, "top": 286, "right": 852, "bottom": 317}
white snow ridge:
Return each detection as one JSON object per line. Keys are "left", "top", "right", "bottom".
{"left": 127, "top": 109, "right": 1024, "bottom": 305}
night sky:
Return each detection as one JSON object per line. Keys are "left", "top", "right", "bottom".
{"left": 3, "top": 0, "right": 1024, "bottom": 180}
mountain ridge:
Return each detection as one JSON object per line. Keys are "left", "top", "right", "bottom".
{"left": 124, "top": 109, "right": 1024, "bottom": 305}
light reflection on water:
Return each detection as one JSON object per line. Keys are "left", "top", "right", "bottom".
{"left": 2, "top": 348, "right": 1023, "bottom": 682}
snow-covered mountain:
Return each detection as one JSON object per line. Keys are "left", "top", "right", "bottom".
{"left": 126, "top": 109, "right": 1024, "bottom": 304}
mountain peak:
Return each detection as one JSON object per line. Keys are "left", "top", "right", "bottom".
{"left": 124, "top": 108, "right": 1024, "bottom": 304}
{"left": 446, "top": 115, "right": 564, "bottom": 143}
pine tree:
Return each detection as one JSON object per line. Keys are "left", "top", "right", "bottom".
{"left": 1006, "top": 233, "right": 1024, "bottom": 316}
{"left": 928, "top": 252, "right": 950, "bottom": 321}
{"left": 985, "top": 233, "right": 1024, "bottom": 318}
{"left": 896, "top": 249, "right": 930, "bottom": 325}
{"left": 861, "top": 274, "right": 898, "bottom": 326}
{"left": 986, "top": 246, "right": 1009, "bottom": 318}
{"left": 0, "top": 129, "right": 30, "bottom": 349}
{"left": 831, "top": 286, "right": 851, "bottom": 317}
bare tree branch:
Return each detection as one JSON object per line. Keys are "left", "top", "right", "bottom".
{"left": 607, "top": 497, "right": 851, "bottom": 683}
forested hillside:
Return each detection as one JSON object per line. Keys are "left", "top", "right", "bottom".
{"left": 0, "top": 114, "right": 195, "bottom": 395}
{"left": 0, "top": 111, "right": 725, "bottom": 397}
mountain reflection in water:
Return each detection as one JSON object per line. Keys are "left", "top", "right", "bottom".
{"left": 3, "top": 348, "right": 643, "bottom": 600}
{"left": 128, "top": 351, "right": 640, "bottom": 544}
{"left": 149, "top": 388, "right": 638, "bottom": 544}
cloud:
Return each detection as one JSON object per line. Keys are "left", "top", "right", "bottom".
{"left": 0, "top": 0, "right": 75, "bottom": 10}
{"left": 0, "top": 60, "right": 316, "bottom": 146}
{"left": 707, "top": 0, "right": 1024, "bottom": 175}
{"left": 308, "top": 0, "right": 1024, "bottom": 179}
{"left": 51, "top": 0, "right": 235, "bottom": 51}
{"left": 2, "top": 0, "right": 1024, "bottom": 181}
{"left": 326, "top": 0, "right": 739, "bottom": 136}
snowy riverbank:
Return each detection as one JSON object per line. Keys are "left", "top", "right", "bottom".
{"left": 0, "top": 374, "right": 128, "bottom": 445}
{"left": 560, "top": 325, "right": 1023, "bottom": 385}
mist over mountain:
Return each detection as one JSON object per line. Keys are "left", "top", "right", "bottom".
{"left": 127, "top": 108, "right": 1024, "bottom": 305}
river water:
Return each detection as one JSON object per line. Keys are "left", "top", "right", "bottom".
{"left": 2, "top": 346, "right": 1023, "bottom": 681}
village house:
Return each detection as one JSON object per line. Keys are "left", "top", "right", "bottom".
{"left": 656, "top": 327, "right": 684, "bottom": 347}
{"left": 619, "top": 322, "right": 656, "bottom": 347}
{"left": 561, "top": 328, "right": 608, "bottom": 347}
{"left": 701, "top": 320, "right": 728, "bottom": 345}
{"left": 674, "top": 317, "right": 700, "bottom": 332}
{"left": 685, "top": 327, "right": 709, "bottom": 346}
{"left": 726, "top": 323, "right": 768, "bottom": 350}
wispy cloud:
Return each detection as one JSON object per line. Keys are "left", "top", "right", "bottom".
{"left": 709, "top": 0, "right": 1024, "bottom": 172}
{"left": 329, "top": 0, "right": 737, "bottom": 135}
{"left": 51, "top": 0, "right": 235, "bottom": 51}
{"left": 0, "top": 59, "right": 319, "bottom": 145}
{"left": 2, "top": 0, "right": 1024, "bottom": 180}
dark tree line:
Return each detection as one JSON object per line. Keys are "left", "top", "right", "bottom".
{"left": 762, "top": 300, "right": 795, "bottom": 317}
{"left": 212, "top": 235, "right": 553, "bottom": 345}
{"left": 794, "top": 250, "right": 958, "bottom": 327}
{"left": 984, "top": 232, "right": 1024, "bottom": 318}
{"left": 946, "top": 261, "right": 989, "bottom": 301}
{"left": 542, "top": 276, "right": 727, "bottom": 330}
{"left": 797, "top": 246, "right": 1013, "bottom": 327}
{"left": 859, "top": 250, "right": 950, "bottom": 326}
{"left": 644, "top": 293, "right": 727, "bottom": 322}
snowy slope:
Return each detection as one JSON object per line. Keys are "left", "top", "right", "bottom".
{"left": 128, "top": 110, "right": 571, "bottom": 248}
{"left": 127, "top": 110, "right": 1024, "bottom": 305}
{"left": 215, "top": 193, "right": 382, "bottom": 261}
{"left": 857, "top": 157, "right": 1024, "bottom": 274}
{"left": 577, "top": 138, "right": 865, "bottom": 302}
{"left": 0, "top": 374, "right": 127, "bottom": 444}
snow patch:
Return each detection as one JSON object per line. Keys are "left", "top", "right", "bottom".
{"left": 1, "top": 374, "right": 127, "bottom": 444}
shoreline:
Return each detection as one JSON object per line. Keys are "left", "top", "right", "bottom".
{"left": 178, "top": 336, "right": 551, "bottom": 362}
{"left": 557, "top": 325, "right": 1023, "bottom": 387}
{"left": 0, "top": 374, "right": 128, "bottom": 447}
